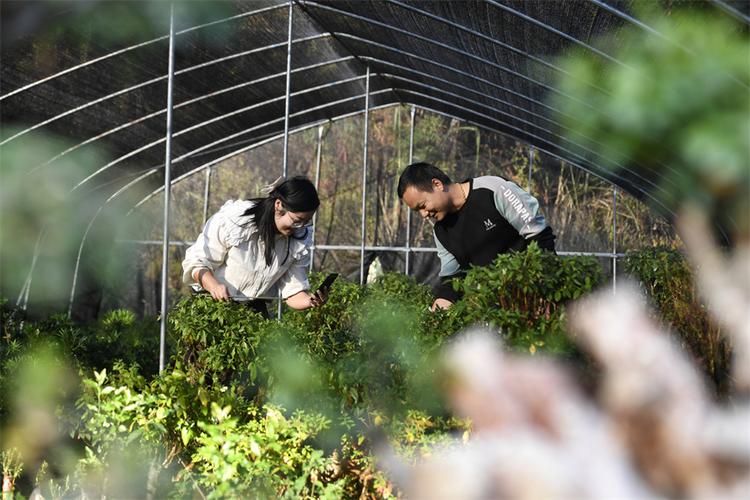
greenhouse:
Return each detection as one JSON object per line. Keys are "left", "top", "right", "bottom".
{"left": 1, "top": 1, "right": 748, "bottom": 498}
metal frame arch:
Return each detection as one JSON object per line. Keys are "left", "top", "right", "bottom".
{"left": 32, "top": 32, "right": 565, "bottom": 179}
{"left": 77, "top": 83, "right": 603, "bottom": 211}
{"left": 30, "top": 55, "right": 357, "bottom": 175}
{"left": 70, "top": 74, "right": 376, "bottom": 193}
{"left": 377, "top": 72, "right": 645, "bottom": 176}
{"left": 125, "top": 97, "right": 666, "bottom": 226}
{"left": 484, "top": 0, "right": 634, "bottom": 70}
{"left": 416, "top": 103, "right": 678, "bottom": 221}
{"left": 126, "top": 102, "right": 404, "bottom": 215}
{"left": 0, "top": 3, "right": 290, "bottom": 103}
{"left": 333, "top": 36, "right": 681, "bottom": 184}
{"left": 2, "top": 32, "right": 332, "bottom": 147}
{"left": 332, "top": 32, "right": 576, "bottom": 120}
{"left": 299, "top": 0, "right": 612, "bottom": 114}
{"left": 359, "top": 57, "right": 567, "bottom": 130}
{"left": 378, "top": 68, "right": 681, "bottom": 192}
{"left": 82, "top": 84, "right": 669, "bottom": 224}
{"left": 384, "top": 0, "right": 610, "bottom": 95}
{"left": 711, "top": 0, "right": 750, "bottom": 24}
{"left": 35, "top": 74, "right": 671, "bottom": 238}
{"left": 392, "top": 89, "right": 670, "bottom": 202}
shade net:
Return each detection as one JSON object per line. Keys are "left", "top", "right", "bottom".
{"left": 3, "top": 0, "right": 746, "bottom": 208}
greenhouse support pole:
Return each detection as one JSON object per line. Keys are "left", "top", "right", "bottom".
{"left": 528, "top": 146, "right": 534, "bottom": 190}
{"left": 359, "top": 66, "right": 371, "bottom": 284}
{"left": 68, "top": 207, "right": 104, "bottom": 318}
{"left": 17, "top": 225, "right": 47, "bottom": 311}
{"left": 310, "top": 124, "right": 324, "bottom": 272}
{"left": 159, "top": 3, "right": 176, "bottom": 373}
{"left": 282, "top": 1, "right": 293, "bottom": 180}
{"left": 279, "top": 0, "right": 293, "bottom": 319}
{"left": 612, "top": 186, "right": 618, "bottom": 294}
{"left": 202, "top": 167, "right": 212, "bottom": 226}
{"left": 405, "top": 105, "right": 415, "bottom": 275}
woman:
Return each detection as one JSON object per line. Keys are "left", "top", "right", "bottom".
{"left": 182, "top": 176, "right": 327, "bottom": 318}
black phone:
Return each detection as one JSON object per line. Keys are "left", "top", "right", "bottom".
{"left": 316, "top": 273, "right": 338, "bottom": 293}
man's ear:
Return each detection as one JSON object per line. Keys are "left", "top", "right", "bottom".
{"left": 274, "top": 199, "right": 284, "bottom": 213}
{"left": 432, "top": 178, "right": 446, "bottom": 192}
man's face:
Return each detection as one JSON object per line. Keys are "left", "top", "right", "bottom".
{"left": 401, "top": 179, "right": 451, "bottom": 222}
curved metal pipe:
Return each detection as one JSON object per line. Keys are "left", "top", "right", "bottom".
{"left": 387, "top": 0, "right": 610, "bottom": 95}
{"left": 417, "top": 102, "right": 677, "bottom": 220}
{"left": 68, "top": 206, "right": 104, "bottom": 318}
{"left": 378, "top": 72, "right": 635, "bottom": 175}
{"left": 128, "top": 93, "right": 667, "bottom": 227}
{"left": 711, "top": 0, "right": 750, "bottom": 24}
{"left": 70, "top": 74, "right": 371, "bottom": 192}
{"left": 39, "top": 47, "right": 645, "bottom": 195}
{"left": 485, "top": 0, "right": 633, "bottom": 69}
{"left": 117, "top": 84, "right": 668, "bottom": 224}
{"left": 391, "top": 88, "right": 669, "bottom": 199}
{"left": 66, "top": 64, "right": 651, "bottom": 199}
{"left": 0, "top": 3, "right": 288, "bottom": 102}
{"left": 127, "top": 102, "right": 402, "bottom": 214}
{"left": 2, "top": 33, "right": 329, "bottom": 147}
{"left": 29, "top": 55, "right": 355, "bottom": 175}
{"left": 333, "top": 32, "right": 570, "bottom": 119}
{"left": 587, "top": 0, "right": 673, "bottom": 40}
{"left": 301, "top": 0, "right": 611, "bottom": 113}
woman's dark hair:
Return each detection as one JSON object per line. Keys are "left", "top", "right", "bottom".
{"left": 243, "top": 176, "right": 320, "bottom": 266}
{"left": 397, "top": 162, "right": 452, "bottom": 198}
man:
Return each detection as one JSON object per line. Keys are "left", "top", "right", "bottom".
{"left": 397, "top": 162, "right": 555, "bottom": 311}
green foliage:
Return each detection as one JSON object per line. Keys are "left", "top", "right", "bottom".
{"left": 623, "top": 247, "right": 730, "bottom": 393}
{"left": 553, "top": 9, "right": 750, "bottom": 240}
{"left": 191, "top": 404, "right": 340, "bottom": 499}
{"left": 0, "top": 301, "right": 159, "bottom": 394}
{"left": 431, "top": 244, "right": 603, "bottom": 355}
{"left": 1, "top": 447, "right": 23, "bottom": 482}
{"left": 2, "top": 252, "right": 608, "bottom": 498}
{"left": 169, "top": 294, "right": 273, "bottom": 390}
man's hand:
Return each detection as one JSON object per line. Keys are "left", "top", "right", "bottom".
{"left": 431, "top": 298, "right": 454, "bottom": 311}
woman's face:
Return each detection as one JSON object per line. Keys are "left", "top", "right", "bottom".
{"left": 274, "top": 199, "right": 314, "bottom": 236}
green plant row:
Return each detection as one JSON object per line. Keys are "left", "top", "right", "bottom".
{"left": 2, "top": 246, "right": 604, "bottom": 498}
{"left": 622, "top": 247, "right": 730, "bottom": 394}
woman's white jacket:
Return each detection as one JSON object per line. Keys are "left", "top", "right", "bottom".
{"left": 181, "top": 200, "right": 311, "bottom": 299}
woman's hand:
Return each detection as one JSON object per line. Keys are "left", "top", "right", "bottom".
{"left": 206, "top": 282, "right": 230, "bottom": 301}
{"left": 285, "top": 290, "right": 328, "bottom": 310}
{"left": 309, "top": 288, "right": 329, "bottom": 308}
{"left": 194, "top": 269, "right": 230, "bottom": 300}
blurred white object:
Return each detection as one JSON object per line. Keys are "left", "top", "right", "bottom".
{"left": 382, "top": 255, "right": 750, "bottom": 498}
{"left": 366, "top": 256, "right": 384, "bottom": 284}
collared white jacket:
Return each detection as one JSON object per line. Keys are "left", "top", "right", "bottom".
{"left": 181, "top": 199, "right": 311, "bottom": 299}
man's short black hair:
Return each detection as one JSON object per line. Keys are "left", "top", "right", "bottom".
{"left": 397, "top": 162, "right": 452, "bottom": 198}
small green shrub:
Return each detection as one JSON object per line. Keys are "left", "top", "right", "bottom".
{"left": 191, "top": 403, "right": 340, "bottom": 499}
{"left": 3, "top": 246, "right": 609, "bottom": 498}
{"left": 623, "top": 247, "right": 730, "bottom": 394}
{"left": 428, "top": 244, "right": 603, "bottom": 355}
